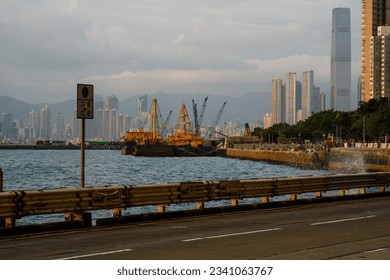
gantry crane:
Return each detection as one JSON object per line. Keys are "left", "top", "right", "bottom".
{"left": 167, "top": 103, "right": 203, "bottom": 147}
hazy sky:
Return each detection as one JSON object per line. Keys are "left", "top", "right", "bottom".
{"left": 0, "top": 0, "right": 361, "bottom": 104}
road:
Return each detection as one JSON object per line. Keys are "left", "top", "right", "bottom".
{"left": 0, "top": 196, "right": 389, "bottom": 260}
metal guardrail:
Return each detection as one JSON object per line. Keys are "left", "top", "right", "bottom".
{"left": 0, "top": 173, "right": 389, "bottom": 228}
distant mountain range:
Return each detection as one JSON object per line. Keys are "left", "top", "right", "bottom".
{"left": 0, "top": 92, "right": 271, "bottom": 126}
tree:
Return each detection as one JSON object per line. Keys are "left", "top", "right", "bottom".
{"left": 252, "top": 100, "right": 390, "bottom": 144}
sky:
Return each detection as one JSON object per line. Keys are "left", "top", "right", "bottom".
{"left": 0, "top": 0, "right": 362, "bottom": 105}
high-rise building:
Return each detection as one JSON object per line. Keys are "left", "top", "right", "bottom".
{"left": 263, "top": 113, "right": 272, "bottom": 129}
{"left": 320, "top": 92, "right": 327, "bottom": 111}
{"left": 40, "top": 105, "right": 51, "bottom": 140}
{"left": 1, "top": 113, "right": 13, "bottom": 140}
{"left": 362, "top": 0, "right": 390, "bottom": 101}
{"left": 105, "top": 95, "right": 119, "bottom": 111}
{"left": 285, "top": 72, "right": 298, "bottom": 125}
{"left": 302, "top": 71, "right": 314, "bottom": 120}
{"left": 55, "top": 109, "right": 65, "bottom": 140}
{"left": 302, "top": 70, "right": 321, "bottom": 120}
{"left": 271, "top": 77, "right": 285, "bottom": 125}
{"left": 137, "top": 95, "right": 148, "bottom": 117}
{"left": 71, "top": 109, "right": 80, "bottom": 140}
{"left": 331, "top": 7, "right": 351, "bottom": 111}
{"left": 108, "top": 109, "right": 117, "bottom": 140}
{"left": 370, "top": 26, "right": 390, "bottom": 99}
{"left": 93, "top": 98, "right": 104, "bottom": 139}
{"left": 29, "top": 109, "right": 40, "bottom": 140}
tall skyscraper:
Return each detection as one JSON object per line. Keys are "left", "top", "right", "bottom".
{"left": 40, "top": 105, "right": 51, "bottom": 139}
{"left": 320, "top": 92, "right": 327, "bottom": 111}
{"left": 331, "top": 7, "right": 351, "bottom": 111}
{"left": 302, "top": 70, "right": 321, "bottom": 120}
{"left": 29, "top": 109, "right": 40, "bottom": 140}
{"left": 55, "top": 109, "right": 65, "bottom": 140}
{"left": 302, "top": 71, "right": 314, "bottom": 120}
{"left": 285, "top": 72, "right": 297, "bottom": 125}
{"left": 136, "top": 95, "right": 148, "bottom": 117}
{"left": 362, "top": 0, "right": 390, "bottom": 101}
{"left": 105, "top": 95, "right": 119, "bottom": 110}
{"left": 271, "top": 77, "right": 285, "bottom": 125}
{"left": 1, "top": 113, "right": 13, "bottom": 140}
{"left": 370, "top": 26, "right": 390, "bottom": 99}
{"left": 71, "top": 109, "right": 80, "bottom": 140}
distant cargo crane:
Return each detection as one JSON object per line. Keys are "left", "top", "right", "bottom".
{"left": 192, "top": 100, "right": 200, "bottom": 136}
{"left": 206, "top": 101, "right": 227, "bottom": 139}
{"left": 198, "top": 97, "right": 208, "bottom": 133}
{"left": 162, "top": 110, "right": 173, "bottom": 139}
{"left": 192, "top": 97, "right": 208, "bottom": 136}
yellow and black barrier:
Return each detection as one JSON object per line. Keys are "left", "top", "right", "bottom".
{"left": 0, "top": 172, "right": 389, "bottom": 229}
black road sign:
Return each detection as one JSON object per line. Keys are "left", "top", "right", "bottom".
{"left": 77, "top": 84, "right": 94, "bottom": 119}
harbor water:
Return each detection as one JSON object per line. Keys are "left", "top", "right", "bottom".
{"left": 0, "top": 150, "right": 332, "bottom": 225}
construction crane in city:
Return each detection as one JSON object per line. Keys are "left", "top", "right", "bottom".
{"left": 192, "top": 97, "right": 208, "bottom": 136}
{"left": 205, "top": 101, "right": 227, "bottom": 139}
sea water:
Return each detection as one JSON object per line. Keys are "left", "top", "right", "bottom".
{"left": 0, "top": 149, "right": 332, "bottom": 225}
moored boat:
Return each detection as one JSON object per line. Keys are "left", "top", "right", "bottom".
{"left": 121, "top": 98, "right": 218, "bottom": 157}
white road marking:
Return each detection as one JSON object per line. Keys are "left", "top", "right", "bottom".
{"left": 310, "top": 215, "right": 376, "bottom": 226}
{"left": 58, "top": 249, "right": 133, "bottom": 260}
{"left": 367, "top": 248, "right": 386, "bottom": 253}
{"left": 182, "top": 228, "right": 282, "bottom": 242}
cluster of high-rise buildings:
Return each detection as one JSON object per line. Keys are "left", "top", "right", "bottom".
{"left": 1, "top": 105, "right": 53, "bottom": 143}
{"left": 267, "top": 1, "right": 390, "bottom": 129}
{"left": 71, "top": 94, "right": 129, "bottom": 142}
{"left": 270, "top": 71, "right": 325, "bottom": 127}
{"left": 0, "top": 95, "right": 153, "bottom": 144}
{"left": 266, "top": 7, "right": 351, "bottom": 128}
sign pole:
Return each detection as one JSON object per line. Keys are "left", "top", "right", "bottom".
{"left": 77, "top": 83, "right": 94, "bottom": 189}
{"left": 81, "top": 118, "right": 85, "bottom": 188}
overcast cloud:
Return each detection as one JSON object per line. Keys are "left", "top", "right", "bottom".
{"left": 0, "top": 0, "right": 361, "bottom": 104}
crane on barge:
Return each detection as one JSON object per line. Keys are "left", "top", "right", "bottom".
{"left": 120, "top": 98, "right": 163, "bottom": 145}
{"left": 166, "top": 103, "right": 204, "bottom": 147}
{"left": 121, "top": 98, "right": 217, "bottom": 156}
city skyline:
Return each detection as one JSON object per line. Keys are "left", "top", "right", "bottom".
{"left": 0, "top": 1, "right": 361, "bottom": 106}
{"left": 1, "top": 92, "right": 261, "bottom": 143}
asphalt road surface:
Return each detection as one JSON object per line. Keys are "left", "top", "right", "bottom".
{"left": 0, "top": 196, "right": 389, "bottom": 260}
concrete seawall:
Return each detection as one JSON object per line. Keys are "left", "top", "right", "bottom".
{"left": 226, "top": 148, "right": 327, "bottom": 170}
{"left": 328, "top": 148, "right": 390, "bottom": 172}
{"left": 226, "top": 147, "right": 390, "bottom": 172}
